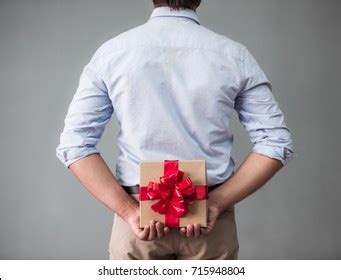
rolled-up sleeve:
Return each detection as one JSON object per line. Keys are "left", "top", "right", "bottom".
{"left": 234, "top": 46, "right": 296, "bottom": 166}
{"left": 56, "top": 52, "right": 113, "bottom": 168}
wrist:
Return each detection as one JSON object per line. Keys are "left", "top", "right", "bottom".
{"left": 208, "top": 195, "right": 222, "bottom": 213}
{"left": 208, "top": 188, "right": 229, "bottom": 214}
{"left": 119, "top": 201, "right": 139, "bottom": 222}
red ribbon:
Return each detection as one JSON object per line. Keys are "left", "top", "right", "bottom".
{"left": 139, "top": 160, "right": 207, "bottom": 227}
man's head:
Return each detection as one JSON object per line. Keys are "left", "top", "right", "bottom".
{"left": 153, "top": 0, "right": 201, "bottom": 11}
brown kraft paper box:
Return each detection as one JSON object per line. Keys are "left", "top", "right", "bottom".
{"left": 139, "top": 159, "right": 208, "bottom": 228}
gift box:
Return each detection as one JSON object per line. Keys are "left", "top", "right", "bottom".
{"left": 139, "top": 159, "right": 208, "bottom": 228}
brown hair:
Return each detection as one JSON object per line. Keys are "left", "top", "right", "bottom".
{"left": 153, "top": 0, "right": 201, "bottom": 10}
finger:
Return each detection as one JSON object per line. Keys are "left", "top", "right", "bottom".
{"left": 156, "top": 222, "right": 165, "bottom": 239}
{"left": 200, "top": 226, "right": 211, "bottom": 236}
{"left": 164, "top": 226, "right": 170, "bottom": 234}
{"left": 148, "top": 220, "right": 157, "bottom": 241}
{"left": 179, "top": 227, "right": 186, "bottom": 236}
{"left": 186, "top": 224, "right": 194, "bottom": 238}
{"left": 138, "top": 225, "right": 150, "bottom": 240}
{"left": 200, "top": 227, "right": 208, "bottom": 235}
{"left": 194, "top": 223, "right": 201, "bottom": 238}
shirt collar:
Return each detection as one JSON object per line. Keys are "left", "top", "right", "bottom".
{"left": 148, "top": 6, "right": 200, "bottom": 25}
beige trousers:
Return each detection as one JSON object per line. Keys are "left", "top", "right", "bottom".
{"left": 108, "top": 194, "right": 239, "bottom": 260}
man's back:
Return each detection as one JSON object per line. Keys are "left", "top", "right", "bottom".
{"left": 56, "top": 6, "right": 294, "bottom": 186}
{"left": 56, "top": 2, "right": 295, "bottom": 260}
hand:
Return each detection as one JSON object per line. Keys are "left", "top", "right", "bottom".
{"left": 179, "top": 202, "right": 222, "bottom": 237}
{"left": 200, "top": 204, "right": 221, "bottom": 235}
{"left": 125, "top": 207, "right": 170, "bottom": 241}
{"left": 179, "top": 223, "right": 202, "bottom": 238}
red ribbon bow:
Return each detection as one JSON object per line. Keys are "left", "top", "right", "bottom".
{"left": 140, "top": 160, "right": 208, "bottom": 227}
{"left": 144, "top": 168, "right": 195, "bottom": 218}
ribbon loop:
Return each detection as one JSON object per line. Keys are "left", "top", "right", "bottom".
{"left": 145, "top": 162, "right": 195, "bottom": 218}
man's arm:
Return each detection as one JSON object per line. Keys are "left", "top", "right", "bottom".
{"left": 200, "top": 152, "right": 282, "bottom": 234}
{"left": 56, "top": 47, "right": 169, "bottom": 241}
{"left": 68, "top": 153, "right": 169, "bottom": 241}
{"left": 180, "top": 152, "right": 282, "bottom": 237}
{"left": 211, "top": 152, "right": 283, "bottom": 212}
{"left": 180, "top": 46, "right": 295, "bottom": 237}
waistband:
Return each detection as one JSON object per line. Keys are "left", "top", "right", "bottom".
{"left": 121, "top": 182, "right": 225, "bottom": 194}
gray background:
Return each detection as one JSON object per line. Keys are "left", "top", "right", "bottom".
{"left": 0, "top": 0, "right": 340, "bottom": 259}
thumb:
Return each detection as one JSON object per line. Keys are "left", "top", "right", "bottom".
{"left": 137, "top": 225, "right": 150, "bottom": 240}
{"left": 200, "top": 226, "right": 212, "bottom": 235}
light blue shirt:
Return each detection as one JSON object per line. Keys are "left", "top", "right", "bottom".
{"left": 56, "top": 6, "right": 295, "bottom": 186}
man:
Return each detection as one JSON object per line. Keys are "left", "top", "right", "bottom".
{"left": 56, "top": 0, "right": 295, "bottom": 260}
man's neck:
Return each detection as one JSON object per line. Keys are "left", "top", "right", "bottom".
{"left": 153, "top": 4, "right": 196, "bottom": 12}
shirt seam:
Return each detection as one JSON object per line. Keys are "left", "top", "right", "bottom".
{"left": 237, "top": 45, "right": 247, "bottom": 93}
{"left": 95, "top": 44, "right": 244, "bottom": 77}
{"left": 149, "top": 15, "right": 200, "bottom": 25}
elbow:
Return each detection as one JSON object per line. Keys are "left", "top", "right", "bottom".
{"left": 56, "top": 129, "right": 101, "bottom": 168}
{"left": 251, "top": 130, "right": 296, "bottom": 166}
{"left": 55, "top": 144, "right": 99, "bottom": 169}
{"left": 253, "top": 144, "right": 296, "bottom": 166}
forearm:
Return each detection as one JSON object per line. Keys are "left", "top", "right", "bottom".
{"left": 210, "top": 152, "right": 283, "bottom": 212}
{"left": 68, "top": 153, "right": 138, "bottom": 221}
